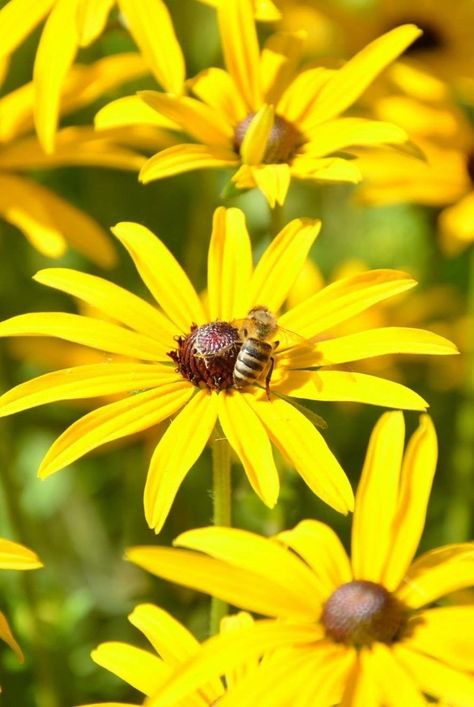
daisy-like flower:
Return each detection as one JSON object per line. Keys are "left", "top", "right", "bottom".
{"left": 279, "top": 0, "right": 474, "bottom": 96}
{"left": 136, "top": 0, "right": 421, "bottom": 207}
{"left": 80, "top": 605, "right": 257, "bottom": 706}
{"left": 0, "top": 207, "right": 456, "bottom": 532}
{"left": 0, "top": 538, "right": 42, "bottom": 663}
{"left": 0, "top": 0, "right": 185, "bottom": 152}
{"left": 127, "top": 413, "right": 474, "bottom": 707}
{"left": 0, "top": 53, "right": 171, "bottom": 265}
{"left": 355, "top": 65, "right": 474, "bottom": 254}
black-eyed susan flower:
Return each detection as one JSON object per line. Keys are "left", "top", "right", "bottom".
{"left": 0, "top": 0, "right": 185, "bottom": 152}
{"left": 279, "top": 0, "right": 474, "bottom": 95}
{"left": 0, "top": 54, "right": 173, "bottom": 265}
{"left": 355, "top": 66, "right": 474, "bottom": 255}
{"left": 0, "top": 207, "right": 456, "bottom": 531}
{"left": 136, "top": 0, "right": 421, "bottom": 207}
{"left": 80, "top": 605, "right": 257, "bottom": 706}
{"left": 127, "top": 413, "right": 474, "bottom": 707}
{"left": 0, "top": 538, "right": 42, "bottom": 663}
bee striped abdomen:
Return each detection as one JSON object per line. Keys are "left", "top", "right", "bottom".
{"left": 233, "top": 338, "right": 272, "bottom": 388}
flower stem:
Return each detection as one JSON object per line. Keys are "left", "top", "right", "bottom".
{"left": 210, "top": 424, "right": 232, "bottom": 635}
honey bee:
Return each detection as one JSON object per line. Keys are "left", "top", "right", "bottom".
{"left": 233, "top": 306, "right": 302, "bottom": 398}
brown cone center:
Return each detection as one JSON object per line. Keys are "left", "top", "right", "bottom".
{"left": 168, "top": 321, "right": 242, "bottom": 391}
{"left": 234, "top": 113, "right": 303, "bottom": 164}
{"left": 322, "top": 580, "right": 406, "bottom": 647}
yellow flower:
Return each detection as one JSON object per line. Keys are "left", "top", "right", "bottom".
{"left": 278, "top": 0, "right": 474, "bottom": 95}
{"left": 127, "top": 413, "right": 474, "bottom": 707}
{"left": 355, "top": 65, "right": 474, "bottom": 254}
{"left": 0, "top": 207, "right": 456, "bottom": 532}
{"left": 0, "top": 538, "right": 42, "bottom": 662}
{"left": 0, "top": 0, "right": 185, "bottom": 152}
{"left": 0, "top": 53, "right": 167, "bottom": 265}
{"left": 137, "top": 0, "right": 421, "bottom": 207}
{"left": 80, "top": 605, "right": 257, "bottom": 706}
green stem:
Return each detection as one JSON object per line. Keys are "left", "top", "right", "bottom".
{"left": 210, "top": 425, "right": 232, "bottom": 635}
{"left": 444, "top": 245, "right": 474, "bottom": 542}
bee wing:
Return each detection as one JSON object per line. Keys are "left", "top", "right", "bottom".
{"left": 273, "top": 325, "right": 310, "bottom": 353}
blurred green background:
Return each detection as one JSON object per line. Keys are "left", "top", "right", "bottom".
{"left": 0, "top": 0, "right": 472, "bottom": 705}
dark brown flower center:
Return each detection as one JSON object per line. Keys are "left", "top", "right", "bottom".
{"left": 322, "top": 580, "right": 406, "bottom": 647}
{"left": 234, "top": 113, "right": 303, "bottom": 164}
{"left": 168, "top": 322, "right": 242, "bottom": 391}
{"left": 466, "top": 151, "right": 474, "bottom": 185}
{"left": 389, "top": 20, "right": 444, "bottom": 53}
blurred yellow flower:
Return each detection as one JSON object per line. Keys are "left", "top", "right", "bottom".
{"left": 0, "top": 207, "right": 456, "bottom": 531}
{"left": 0, "top": 538, "right": 42, "bottom": 662}
{"left": 279, "top": 0, "right": 474, "bottom": 95}
{"left": 0, "top": 53, "right": 167, "bottom": 265}
{"left": 137, "top": 0, "right": 420, "bottom": 207}
{"left": 128, "top": 413, "right": 474, "bottom": 707}
{"left": 355, "top": 66, "right": 474, "bottom": 254}
{"left": 81, "top": 605, "right": 257, "bottom": 706}
{"left": 0, "top": 0, "right": 185, "bottom": 152}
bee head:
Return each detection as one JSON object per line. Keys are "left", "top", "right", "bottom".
{"left": 248, "top": 306, "right": 278, "bottom": 339}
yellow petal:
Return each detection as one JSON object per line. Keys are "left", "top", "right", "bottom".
{"left": 0, "top": 611, "right": 23, "bottom": 662}
{"left": 396, "top": 544, "right": 474, "bottom": 609}
{"left": 0, "top": 0, "right": 53, "bottom": 60}
{"left": 303, "top": 118, "right": 408, "bottom": 157}
{"left": 118, "top": 0, "right": 184, "bottom": 93}
{"left": 276, "top": 66, "right": 332, "bottom": 126}
{"left": 217, "top": 0, "right": 262, "bottom": 110}
{"left": 34, "top": 268, "right": 176, "bottom": 346}
{"left": 251, "top": 163, "right": 291, "bottom": 207}
{"left": 139, "top": 91, "right": 233, "bottom": 148}
{"left": 0, "top": 538, "right": 42, "bottom": 570}
{"left": 144, "top": 391, "right": 217, "bottom": 533}
{"left": 38, "top": 382, "right": 193, "bottom": 478}
{"left": 439, "top": 192, "right": 474, "bottom": 255}
{"left": 76, "top": 0, "right": 114, "bottom": 46}
{"left": 0, "top": 312, "right": 167, "bottom": 361}
{"left": 0, "top": 363, "right": 176, "bottom": 417}
{"left": 381, "top": 415, "right": 438, "bottom": 591}
{"left": 277, "top": 520, "right": 352, "bottom": 598}
{"left": 366, "top": 643, "right": 426, "bottom": 707}
{"left": 351, "top": 412, "right": 405, "bottom": 582}
{"left": 314, "top": 327, "right": 458, "bottom": 367}
{"left": 261, "top": 30, "right": 305, "bottom": 106}
{"left": 279, "top": 269, "right": 416, "bottom": 339}
{"left": 207, "top": 207, "right": 252, "bottom": 321}
{"left": 0, "top": 174, "right": 116, "bottom": 266}
{"left": 111, "top": 222, "right": 206, "bottom": 332}
{"left": 394, "top": 645, "right": 474, "bottom": 707}
{"left": 248, "top": 218, "right": 321, "bottom": 313}
{"left": 240, "top": 105, "right": 274, "bottom": 165}
{"left": 33, "top": 0, "right": 79, "bottom": 152}
{"left": 308, "top": 25, "right": 422, "bottom": 127}
{"left": 248, "top": 394, "right": 354, "bottom": 514}
{"left": 340, "top": 652, "right": 379, "bottom": 707}
{"left": 95, "top": 96, "right": 179, "bottom": 131}
{"left": 130, "top": 605, "right": 224, "bottom": 705}
{"left": 127, "top": 547, "right": 316, "bottom": 620}
{"left": 406, "top": 607, "right": 474, "bottom": 672}
{"left": 190, "top": 67, "right": 247, "bottom": 126}
{"left": 198, "top": 0, "right": 281, "bottom": 22}
{"left": 91, "top": 642, "right": 169, "bottom": 695}
{"left": 176, "top": 527, "right": 321, "bottom": 616}
{"left": 139, "top": 144, "right": 238, "bottom": 183}
{"left": 144, "top": 621, "right": 321, "bottom": 707}
{"left": 275, "top": 370, "right": 428, "bottom": 411}
{"left": 291, "top": 155, "right": 363, "bottom": 184}
{"left": 217, "top": 392, "right": 279, "bottom": 508}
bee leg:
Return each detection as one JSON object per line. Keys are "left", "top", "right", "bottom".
{"left": 265, "top": 356, "right": 275, "bottom": 400}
